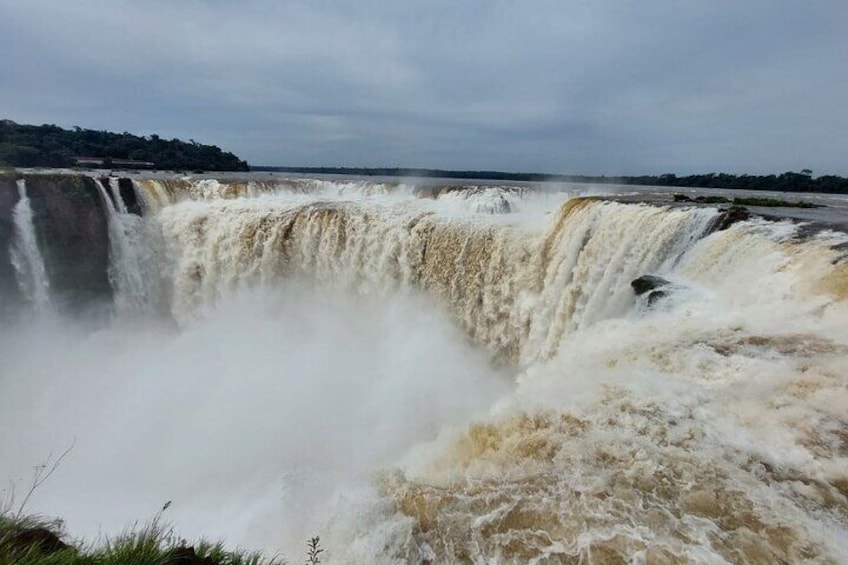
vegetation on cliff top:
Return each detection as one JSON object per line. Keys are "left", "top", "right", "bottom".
{"left": 0, "top": 120, "right": 249, "bottom": 171}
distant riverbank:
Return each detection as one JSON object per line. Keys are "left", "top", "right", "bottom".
{"left": 254, "top": 166, "right": 848, "bottom": 194}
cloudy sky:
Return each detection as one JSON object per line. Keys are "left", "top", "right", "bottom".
{"left": 1, "top": 1, "right": 846, "bottom": 174}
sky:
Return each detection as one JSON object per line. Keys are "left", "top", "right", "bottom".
{"left": 1, "top": 0, "right": 846, "bottom": 175}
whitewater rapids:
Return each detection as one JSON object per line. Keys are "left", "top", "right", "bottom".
{"left": 1, "top": 176, "right": 847, "bottom": 563}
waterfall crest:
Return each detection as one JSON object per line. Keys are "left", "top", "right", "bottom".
{"left": 9, "top": 179, "right": 50, "bottom": 310}
{"left": 94, "top": 178, "right": 159, "bottom": 314}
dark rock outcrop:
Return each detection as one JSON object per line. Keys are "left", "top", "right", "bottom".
{"left": 7, "top": 527, "right": 69, "bottom": 555}
{"left": 0, "top": 175, "right": 22, "bottom": 313}
{"left": 708, "top": 205, "right": 751, "bottom": 233}
{"left": 631, "top": 275, "right": 670, "bottom": 296}
{"left": 631, "top": 275, "right": 671, "bottom": 306}
{"left": 118, "top": 177, "right": 143, "bottom": 215}
{"left": 96, "top": 176, "right": 143, "bottom": 215}
{"left": 24, "top": 174, "right": 112, "bottom": 312}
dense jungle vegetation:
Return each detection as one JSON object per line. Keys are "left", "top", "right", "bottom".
{"left": 0, "top": 120, "right": 249, "bottom": 171}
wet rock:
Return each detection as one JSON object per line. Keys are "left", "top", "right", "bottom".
{"left": 631, "top": 275, "right": 671, "bottom": 306}
{"left": 0, "top": 175, "right": 22, "bottom": 312}
{"left": 24, "top": 174, "right": 112, "bottom": 312}
{"left": 631, "top": 275, "right": 670, "bottom": 296}
{"left": 645, "top": 290, "right": 667, "bottom": 305}
{"left": 709, "top": 205, "right": 751, "bottom": 233}
{"left": 118, "top": 177, "right": 143, "bottom": 215}
{"left": 95, "top": 177, "right": 142, "bottom": 215}
{"left": 8, "top": 527, "right": 69, "bottom": 555}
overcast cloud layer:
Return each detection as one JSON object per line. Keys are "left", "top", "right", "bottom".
{"left": 1, "top": 1, "right": 846, "bottom": 174}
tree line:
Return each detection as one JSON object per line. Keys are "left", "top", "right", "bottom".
{"left": 254, "top": 167, "right": 848, "bottom": 194}
{"left": 0, "top": 120, "right": 249, "bottom": 171}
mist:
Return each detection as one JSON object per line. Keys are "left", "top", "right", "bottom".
{"left": 0, "top": 284, "right": 510, "bottom": 552}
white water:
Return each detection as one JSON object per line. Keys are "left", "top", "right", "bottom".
{"left": 9, "top": 179, "right": 50, "bottom": 310}
{"left": 0, "top": 287, "right": 510, "bottom": 553}
{"left": 155, "top": 193, "right": 720, "bottom": 366}
{"left": 94, "top": 178, "right": 160, "bottom": 315}
{"left": 2, "top": 176, "right": 848, "bottom": 563}
{"left": 107, "top": 177, "right": 128, "bottom": 214}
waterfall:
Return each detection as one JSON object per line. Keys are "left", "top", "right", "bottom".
{"left": 3, "top": 174, "right": 848, "bottom": 563}
{"left": 9, "top": 179, "right": 50, "bottom": 309}
{"left": 95, "top": 178, "right": 156, "bottom": 314}
{"left": 158, "top": 195, "right": 720, "bottom": 364}
{"left": 107, "top": 177, "right": 129, "bottom": 214}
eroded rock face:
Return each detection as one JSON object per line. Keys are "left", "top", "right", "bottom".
{"left": 118, "top": 177, "right": 143, "bottom": 215}
{"left": 24, "top": 175, "right": 112, "bottom": 312}
{"left": 0, "top": 175, "right": 22, "bottom": 314}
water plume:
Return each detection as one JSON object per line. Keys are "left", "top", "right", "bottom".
{"left": 0, "top": 285, "right": 510, "bottom": 552}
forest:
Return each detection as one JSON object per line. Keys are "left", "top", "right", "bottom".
{"left": 0, "top": 120, "right": 249, "bottom": 171}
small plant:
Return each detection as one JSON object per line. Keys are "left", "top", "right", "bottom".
{"left": 1, "top": 447, "right": 312, "bottom": 565}
{"left": 11, "top": 441, "right": 75, "bottom": 520}
{"left": 305, "top": 536, "right": 323, "bottom": 564}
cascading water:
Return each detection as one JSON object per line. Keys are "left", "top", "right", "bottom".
{"left": 378, "top": 217, "right": 848, "bottom": 563}
{"left": 2, "top": 174, "right": 847, "bottom": 563}
{"left": 94, "top": 177, "right": 158, "bottom": 314}
{"left": 9, "top": 178, "right": 50, "bottom": 310}
{"left": 107, "top": 177, "right": 129, "bottom": 214}
{"left": 155, "top": 194, "right": 721, "bottom": 366}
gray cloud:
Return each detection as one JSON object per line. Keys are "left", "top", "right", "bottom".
{"left": 1, "top": 0, "right": 846, "bottom": 174}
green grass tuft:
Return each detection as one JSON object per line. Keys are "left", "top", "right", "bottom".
{"left": 0, "top": 512, "right": 292, "bottom": 565}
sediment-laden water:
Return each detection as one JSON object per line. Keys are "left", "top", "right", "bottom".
{"left": 1, "top": 174, "right": 846, "bottom": 563}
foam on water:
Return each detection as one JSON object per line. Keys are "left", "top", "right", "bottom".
{"left": 2, "top": 176, "right": 847, "bottom": 563}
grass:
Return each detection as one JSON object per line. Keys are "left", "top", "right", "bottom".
{"left": 0, "top": 513, "right": 76, "bottom": 565}
{"left": 1, "top": 448, "right": 319, "bottom": 565}
{"left": 0, "top": 511, "right": 311, "bottom": 565}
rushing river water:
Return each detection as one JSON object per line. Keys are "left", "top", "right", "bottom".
{"left": 1, "top": 173, "right": 847, "bottom": 563}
